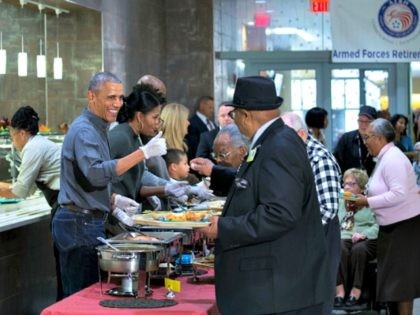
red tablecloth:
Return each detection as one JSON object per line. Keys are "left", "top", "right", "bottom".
{"left": 40, "top": 273, "right": 219, "bottom": 315}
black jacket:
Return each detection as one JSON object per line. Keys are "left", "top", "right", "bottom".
{"left": 333, "top": 129, "right": 376, "bottom": 176}
{"left": 215, "top": 119, "right": 329, "bottom": 314}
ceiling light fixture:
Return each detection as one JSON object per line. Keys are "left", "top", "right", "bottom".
{"left": 53, "top": 9, "right": 62, "bottom": 80}
{"left": 265, "top": 27, "right": 317, "bottom": 42}
{"left": 0, "top": 32, "right": 6, "bottom": 74}
{"left": 36, "top": 4, "right": 46, "bottom": 78}
{"left": 18, "top": 34, "right": 27, "bottom": 77}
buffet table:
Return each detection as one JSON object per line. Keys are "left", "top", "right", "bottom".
{"left": 0, "top": 195, "right": 51, "bottom": 232}
{"left": 40, "top": 272, "right": 219, "bottom": 315}
{"left": 0, "top": 196, "right": 56, "bottom": 315}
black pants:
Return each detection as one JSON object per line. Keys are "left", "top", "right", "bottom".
{"left": 337, "top": 238, "right": 377, "bottom": 291}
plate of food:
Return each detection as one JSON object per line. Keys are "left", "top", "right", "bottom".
{"left": 192, "top": 255, "right": 215, "bottom": 269}
{"left": 190, "top": 199, "right": 225, "bottom": 211}
{"left": 339, "top": 191, "right": 359, "bottom": 201}
{"left": 132, "top": 210, "right": 216, "bottom": 228}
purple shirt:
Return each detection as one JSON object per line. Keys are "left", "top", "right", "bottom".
{"left": 367, "top": 142, "right": 420, "bottom": 226}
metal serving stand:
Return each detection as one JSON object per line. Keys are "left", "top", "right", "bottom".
{"left": 107, "top": 231, "right": 184, "bottom": 277}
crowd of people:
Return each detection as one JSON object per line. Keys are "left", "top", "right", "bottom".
{"left": 1, "top": 72, "right": 419, "bottom": 315}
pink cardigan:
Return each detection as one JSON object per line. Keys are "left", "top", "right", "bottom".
{"left": 367, "top": 142, "right": 420, "bottom": 226}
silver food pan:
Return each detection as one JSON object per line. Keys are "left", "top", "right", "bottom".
{"left": 107, "top": 231, "right": 184, "bottom": 245}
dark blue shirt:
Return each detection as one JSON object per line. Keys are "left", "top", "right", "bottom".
{"left": 58, "top": 109, "right": 118, "bottom": 212}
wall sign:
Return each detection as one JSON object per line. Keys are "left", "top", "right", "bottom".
{"left": 331, "top": 0, "right": 420, "bottom": 62}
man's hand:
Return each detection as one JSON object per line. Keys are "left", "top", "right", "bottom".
{"left": 114, "top": 194, "right": 140, "bottom": 214}
{"left": 147, "top": 196, "right": 162, "bottom": 211}
{"left": 197, "top": 215, "right": 219, "bottom": 239}
{"left": 187, "top": 186, "right": 214, "bottom": 200}
{"left": 140, "top": 131, "right": 167, "bottom": 159}
{"left": 190, "top": 158, "right": 214, "bottom": 176}
{"left": 164, "top": 181, "right": 189, "bottom": 197}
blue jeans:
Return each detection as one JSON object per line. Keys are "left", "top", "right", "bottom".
{"left": 52, "top": 207, "right": 106, "bottom": 298}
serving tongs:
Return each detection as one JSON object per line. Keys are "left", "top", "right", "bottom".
{"left": 168, "top": 198, "right": 189, "bottom": 213}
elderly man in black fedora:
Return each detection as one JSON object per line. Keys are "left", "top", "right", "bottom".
{"left": 196, "top": 76, "right": 330, "bottom": 315}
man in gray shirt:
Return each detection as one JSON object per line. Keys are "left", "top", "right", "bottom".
{"left": 52, "top": 72, "right": 167, "bottom": 297}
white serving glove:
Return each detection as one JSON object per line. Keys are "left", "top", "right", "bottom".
{"left": 139, "top": 131, "right": 167, "bottom": 159}
{"left": 112, "top": 207, "right": 134, "bottom": 226}
{"left": 164, "top": 181, "right": 189, "bottom": 198}
{"left": 147, "top": 195, "right": 162, "bottom": 211}
{"left": 114, "top": 194, "right": 140, "bottom": 215}
{"left": 187, "top": 185, "right": 214, "bottom": 201}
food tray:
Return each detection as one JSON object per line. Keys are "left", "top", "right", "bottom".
{"left": 107, "top": 231, "right": 184, "bottom": 245}
{"left": 189, "top": 199, "right": 225, "bottom": 211}
{"left": 132, "top": 213, "right": 210, "bottom": 228}
{"left": 192, "top": 256, "right": 214, "bottom": 270}
{"left": 339, "top": 192, "right": 359, "bottom": 201}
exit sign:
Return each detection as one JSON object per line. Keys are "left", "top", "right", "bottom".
{"left": 311, "top": 0, "right": 329, "bottom": 13}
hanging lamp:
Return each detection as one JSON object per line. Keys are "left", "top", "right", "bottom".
{"left": 53, "top": 9, "right": 62, "bottom": 80}
{"left": 0, "top": 32, "right": 6, "bottom": 74}
{"left": 18, "top": 34, "right": 27, "bottom": 77}
{"left": 36, "top": 5, "right": 46, "bottom": 78}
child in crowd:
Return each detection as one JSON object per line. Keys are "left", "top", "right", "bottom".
{"left": 163, "top": 149, "right": 191, "bottom": 182}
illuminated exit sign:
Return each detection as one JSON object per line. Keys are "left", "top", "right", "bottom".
{"left": 311, "top": 0, "right": 329, "bottom": 13}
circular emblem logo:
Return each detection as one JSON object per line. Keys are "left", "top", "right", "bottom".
{"left": 378, "top": 1, "right": 419, "bottom": 38}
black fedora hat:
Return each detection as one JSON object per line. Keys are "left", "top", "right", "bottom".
{"left": 230, "top": 76, "right": 284, "bottom": 110}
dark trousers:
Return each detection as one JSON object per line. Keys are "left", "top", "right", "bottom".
{"left": 336, "top": 238, "right": 377, "bottom": 291}
{"left": 268, "top": 303, "right": 323, "bottom": 315}
{"left": 323, "top": 216, "right": 341, "bottom": 315}
{"left": 52, "top": 207, "right": 106, "bottom": 298}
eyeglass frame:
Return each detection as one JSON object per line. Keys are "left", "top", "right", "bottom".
{"left": 227, "top": 109, "right": 237, "bottom": 120}
{"left": 211, "top": 151, "right": 232, "bottom": 160}
{"left": 361, "top": 133, "right": 376, "bottom": 142}
{"left": 357, "top": 118, "right": 373, "bottom": 125}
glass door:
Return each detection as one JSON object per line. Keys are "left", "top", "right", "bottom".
{"left": 241, "top": 58, "right": 398, "bottom": 149}
{"left": 330, "top": 68, "right": 390, "bottom": 148}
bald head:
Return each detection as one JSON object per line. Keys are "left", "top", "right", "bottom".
{"left": 137, "top": 74, "right": 167, "bottom": 98}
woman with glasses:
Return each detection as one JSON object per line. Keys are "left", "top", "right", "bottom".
{"left": 335, "top": 168, "right": 378, "bottom": 308}
{"left": 352, "top": 118, "right": 420, "bottom": 315}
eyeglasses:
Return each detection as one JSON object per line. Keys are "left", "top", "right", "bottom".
{"left": 211, "top": 151, "right": 232, "bottom": 160}
{"left": 343, "top": 181, "right": 358, "bottom": 188}
{"left": 357, "top": 118, "right": 372, "bottom": 125}
{"left": 361, "top": 134, "right": 376, "bottom": 142}
{"left": 227, "top": 109, "right": 237, "bottom": 120}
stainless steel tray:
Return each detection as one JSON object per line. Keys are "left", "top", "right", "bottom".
{"left": 107, "top": 231, "right": 184, "bottom": 245}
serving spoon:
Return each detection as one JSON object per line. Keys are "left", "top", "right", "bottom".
{"left": 97, "top": 236, "right": 120, "bottom": 251}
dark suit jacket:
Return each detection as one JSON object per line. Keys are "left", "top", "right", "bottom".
{"left": 215, "top": 119, "right": 330, "bottom": 315}
{"left": 195, "top": 127, "right": 220, "bottom": 159}
{"left": 185, "top": 114, "right": 211, "bottom": 161}
{"left": 333, "top": 129, "right": 376, "bottom": 176}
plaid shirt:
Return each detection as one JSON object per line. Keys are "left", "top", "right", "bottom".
{"left": 306, "top": 135, "right": 341, "bottom": 225}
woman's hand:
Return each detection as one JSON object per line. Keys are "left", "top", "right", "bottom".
{"left": 351, "top": 232, "right": 366, "bottom": 243}
{"left": 350, "top": 194, "right": 369, "bottom": 208}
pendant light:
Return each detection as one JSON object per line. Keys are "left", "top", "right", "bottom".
{"left": 36, "top": 4, "right": 46, "bottom": 78}
{"left": 18, "top": 34, "right": 27, "bottom": 77}
{"left": 53, "top": 9, "right": 62, "bottom": 80}
{"left": 18, "top": 1, "right": 27, "bottom": 77}
{"left": 0, "top": 32, "right": 6, "bottom": 74}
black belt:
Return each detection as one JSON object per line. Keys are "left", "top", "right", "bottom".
{"left": 61, "top": 203, "right": 108, "bottom": 220}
